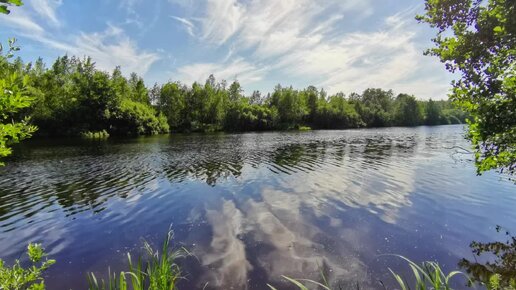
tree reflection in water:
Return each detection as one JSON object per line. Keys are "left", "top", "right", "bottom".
{"left": 460, "top": 226, "right": 516, "bottom": 288}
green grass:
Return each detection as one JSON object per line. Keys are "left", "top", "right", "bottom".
{"left": 297, "top": 126, "right": 312, "bottom": 131}
{"left": 80, "top": 130, "right": 110, "bottom": 140}
{"left": 87, "top": 230, "right": 189, "bottom": 290}
{"left": 268, "top": 255, "right": 470, "bottom": 290}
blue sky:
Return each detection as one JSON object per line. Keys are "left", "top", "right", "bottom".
{"left": 0, "top": 0, "right": 455, "bottom": 99}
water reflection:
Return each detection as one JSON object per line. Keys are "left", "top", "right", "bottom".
{"left": 0, "top": 126, "right": 515, "bottom": 289}
{"left": 0, "top": 131, "right": 420, "bottom": 226}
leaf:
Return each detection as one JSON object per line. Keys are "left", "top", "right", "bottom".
{"left": 0, "top": 5, "right": 9, "bottom": 14}
{"left": 282, "top": 276, "right": 310, "bottom": 290}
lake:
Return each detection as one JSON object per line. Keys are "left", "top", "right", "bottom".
{"left": 0, "top": 125, "right": 514, "bottom": 289}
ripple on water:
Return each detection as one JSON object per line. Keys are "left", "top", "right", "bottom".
{"left": 0, "top": 126, "right": 514, "bottom": 289}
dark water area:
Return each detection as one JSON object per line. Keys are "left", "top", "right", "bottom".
{"left": 0, "top": 125, "right": 514, "bottom": 289}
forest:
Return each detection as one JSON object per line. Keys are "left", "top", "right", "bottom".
{"left": 2, "top": 54, "right": 467, "bottom": 137}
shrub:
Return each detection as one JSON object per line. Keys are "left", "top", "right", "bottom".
{"left": 0, "top": 243, "right": 55, "bottom": 290}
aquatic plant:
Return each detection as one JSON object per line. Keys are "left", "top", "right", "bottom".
{"left": 0, "top": 243, "right": 55, "bottom": 290}
{"left": 267, "top": 276, "right": 332, "bottom": 290}
{"left": 87, "top": 230, "right": 189, "bottom": 290}
{"left": 80, "top": 130, "right": 110, "bottom": 140}
{"left": 297, "top": 126, "right": 312, "bottom": 131}
{"left": 388, "top": 256, "right": 467, "bottom": 290}
{"left": 268, "top": 256, "right": 468, "bottom": 290}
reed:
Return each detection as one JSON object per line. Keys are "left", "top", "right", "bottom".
{"left": 80, "top": 130, "right": 110, "bottom": 140}
{"left": 87, "top": 230, "right": 188, "bottom": 290}
{"left": 268, "top": 256, "right": 468, "bottom": 290}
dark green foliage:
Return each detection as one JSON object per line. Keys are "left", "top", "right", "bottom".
{"left": 394, "top": 94, "right": 423, "bottom": 126}
{"left": 7, "top": 54, "right": 466, "bottom": 137}
{"left": 417, "top": 0, "right": 516, "bottom": 176}
{"left": 224, "top": 100, "right": 278, "bottom": 131}
{"left": 13, "top": 56, "right": 168, "bottom": 137}
{"left": 153, "top": 76, "right": 463, "bottom": 133}
{"left": 425, "top": 99, "right": 443, "bottom": 125}
{"left": 110, "top": 99, "right": 169, "bottom": 136}
{"left": 314, "top": 93, "right": 363, "bottom": 129}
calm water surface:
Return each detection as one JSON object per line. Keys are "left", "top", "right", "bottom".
{"left": 0, "top": 125, "right": 515, "bottom": 289}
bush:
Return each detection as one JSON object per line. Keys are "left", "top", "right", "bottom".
{"left": 0, "top": 243, "right": 55, "bottom": 290}
{"left": 110, "top": 99, "right": 169, "bottom": 136}
{"left": 81, "top": 130, "right": 110, "bottom": 140}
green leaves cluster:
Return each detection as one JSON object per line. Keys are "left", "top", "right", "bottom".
{"left": 156, "top": 77, "right": 465, "bottom": 133}
{"left": 0, "top": 243, "right": 55, "bottom": 290}
{"left": 417, "top": 0, "right": 516, "bottom": 176}
{"left": 11, "top": 56, "right": 168, "bottom": 137}
{"left": 1, "top": 35, "right": 468, "bottom": 138}
{"left": 0, "top": 38, "right": 36, "bottom": 165}
{"left": 0, "top": 0, "right": 22, "bottom": 14}
{"left": 8, "top": 52, "right": 466, "bottom": 138}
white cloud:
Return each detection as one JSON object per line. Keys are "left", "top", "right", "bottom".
{"left": 200, "top": 0, "right": 245, "bottom": 44}
{"left": 68, "top": 26, "right": 161, "bottom": 76}
{"left": 176, "top": 58, "right": 267, "bottom": 86}
{"left": 3, "top": 0, "right": 158, "bottom": 77}
{"left": 269, "top": 12, "right": 451, "bottom": 98}
{"left": 170, "top": 16, "right": 196, "bottom": 37}
{"left": 0, "top": 10, "right": 44, "bottom": 34}
{"left": 8, "top": 16, "right": 160, "bottom": 77}
{"left": 169, "top": 0, "right": 451, "bottom": 98}
{"left": 182, "top": 0, "right": 369, "bottom": 50}
{"left": 29, "top": 0, "right": 62, "bottom": 26}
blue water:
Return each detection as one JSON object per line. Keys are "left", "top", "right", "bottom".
{"left": 0, "top": 125, "right": 514, "bottom": 289}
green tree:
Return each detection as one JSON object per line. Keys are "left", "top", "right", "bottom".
{"left": 228, "top": 80, "right": 243, "bottom": 103}
{"left": 425, "top": 99, "right": 443, "bottom": 125}
{"left": 417, "top": 0, "right": 516, "bottom": 175}
{"left": 272, "top": 85, "right": 307, "bottom": 127}
{"left": 303, "top": 85, "right": 319, "bottom": 123}
{"left": 0, "top": 39, "right": 36, "bottom": 166}
{"left": 159, "top": 82, "right": 186, "bottom": 130}
{"left": 355, "top": 88, "right": 394, "bottom": 127}
{"left": 394, "top": 94, "right": 423, "bottom": 126}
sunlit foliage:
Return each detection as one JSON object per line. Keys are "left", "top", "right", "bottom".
{"left": 417, "top": 0, "right": 516, "bottom": 176}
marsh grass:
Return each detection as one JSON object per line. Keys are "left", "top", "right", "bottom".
{"left": 268, "top": 256, "right": 469, "bottom": 290}
{"left": 81, "top": 130, "right": 110, "bottom": 140}
{"left": 87, "top": 231, "right": 189, "bottom": 290}
{"left": 388, "top": 255, "right": 467, "bottom": 290}
{"left": 297, "top": 126, "right": 312, "bottom": 131}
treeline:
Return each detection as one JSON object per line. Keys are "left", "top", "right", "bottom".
{"left": 4, "top": 55, "right": 467, "bottom": 137}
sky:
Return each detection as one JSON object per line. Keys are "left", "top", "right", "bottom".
{"left": 0, "top": 0, "right": 456, "bottom": 99}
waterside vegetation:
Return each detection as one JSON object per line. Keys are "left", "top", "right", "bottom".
{"left": 2, "top": 54, "right": 466, "bottom": 140}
